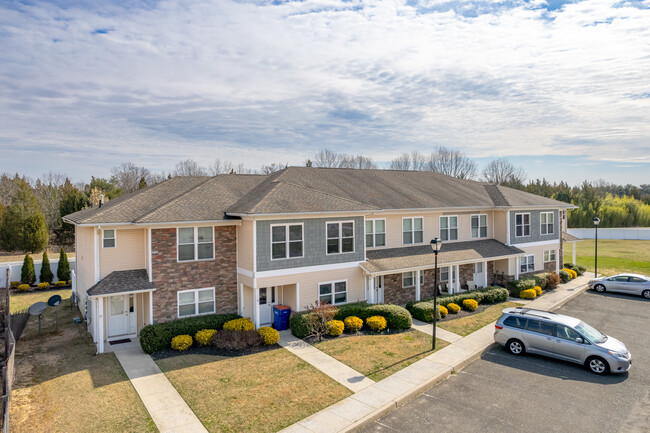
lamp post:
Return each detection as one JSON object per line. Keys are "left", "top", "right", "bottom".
{"left": 430, "top": 238, "right": 441, "bottom": 350}
{"left": 593, "top": 217, "right": 600, "bottom": 277}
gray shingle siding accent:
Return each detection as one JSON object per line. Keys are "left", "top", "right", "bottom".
{"left": 509, "top": 209, "right": 560, "bottom": 244}
{"left": 256, "top": 217, "right": 365, "bottom": 272}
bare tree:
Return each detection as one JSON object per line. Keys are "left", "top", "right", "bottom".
{"left": 340, "top": 155, "right": 376, "bottom": 169}
{"left": 173, "top": 159, "right": 208, "bottom": 177}
{"left": 111, "top": 162, "right": 151, "bottom": 194}
{"left": 427, "top": 147, "right": 478, "bottom": 179}
{"left": 208, "top": 159, "right": 234, "bottom": 175}
{"left": 34, "top": 171, "right": 67, "bottom": 231}
{"left": 312, "top": 149, "right": 376, "bottom": 169}
{"left": 260, "top": 163, "right": 286, "bottom": 174}
{"left": 389, "top": 152, "right": 427, "bottom": 171}
{"left": 482, "top": 158, "right": 526, "bottom": 186}
{"left": 312, "top": 149, "right": 343, "bottom": 168}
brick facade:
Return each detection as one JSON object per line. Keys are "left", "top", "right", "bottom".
{"left": 151, "top": 226, "right": 238, "bottom": 323}
{"left": 383, "top": 273, "right": 416, "bottom": 305}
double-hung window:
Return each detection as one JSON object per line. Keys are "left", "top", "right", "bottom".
{"left": 327, "top": 222, "right": 354, "bottom": 254}
{"left": 520, "top": 254, "right": 535, "bottom": 273}
{"left": 471, "top": 214, "right": 487, "bottom": 238}
{"left": 365, "top": 219, "right": 386, "bottom": 248}
{"left": 540, "top": 212, "right": 554, "bottom": 235}
{"left": 178, "top": 227, "right": 214, "bottom": 261}
{"left": 402, "top": 217, "right": 423, "bottom": 244}
{"left": 515, "top": 213, "right": 530, "bottom": 237}
{"left": 178, "top": 287, "right": 215, "bottom": 318}
{"left": 103, "top": 229, "right": 116, "bottom": 248}
{"left": 271, "top": 224, "right": 303, "bottom": 259}
{"left": 440, "top": 216, "right": 458, "bottom": 241}
{"left": 319, "top": 280, "right": 347, "bottom": 305}
{"left": 544, "top": 249, "right": 556, "bottom": 262}
{"left": 402, "top": 271, "right": 415, "bottom": 288}
{"left": 440, "top": 267, "right": 449, "bottom": 282}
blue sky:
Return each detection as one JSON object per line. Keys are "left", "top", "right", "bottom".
{"left": 0, "top": 0, "right": 649, "bottom": 186}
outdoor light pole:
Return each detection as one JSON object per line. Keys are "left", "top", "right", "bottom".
{"left": 430, "top": 238, "right": 441, "bottom": 350}
{"left": 593, "top": 217, "right": 600, "bottom": 277}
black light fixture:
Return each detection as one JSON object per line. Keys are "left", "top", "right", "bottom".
{"left": 593, "top": 217, "right": 600, "bottom": 278}
{"left": 430, "top": 238, "right": 441, "bottom": 350}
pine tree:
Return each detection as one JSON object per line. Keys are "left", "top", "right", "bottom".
{"left": 40, "top": 250, "right": 53, "bottom": 283}
{"left": 21, "top": 254, "right": 36, "bottom": 285}
{"left": 139, "top": 176, "right": 147, "bottom": 189}
{"left": 58, "top": 180, "right": 86, "bottom": 244}
{"left": 0, "top": 180, "right": 48, "bottom": 252}
{"left": 57, "top": 247, "right": 71, "bottom": 282}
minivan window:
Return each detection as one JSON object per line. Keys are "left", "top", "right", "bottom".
{"left": 555, "top": 325, "right": 581, "bottom": 341}
{"left": 575, "top": 321, "right": 606, "bottom": 343}
{"left": 526, "top": 319, "right": 554, "bottom": 336}
{"left": 504, "top": 316, "right": 527, "bottom": 329}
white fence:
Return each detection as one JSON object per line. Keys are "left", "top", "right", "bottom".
{"left": 0, "top": 258, "right": 76, "bottom": 287}
{"left": 568, "top": 228, "right": 650, "bottom": 240}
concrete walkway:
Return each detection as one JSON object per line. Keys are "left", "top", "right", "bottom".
{"left": 114, "top": 346, "right": 208, "bottom": 433}
{"left": 279, "top": 331, "right": 375, "bottom": 392}
{"left": 411, "top": 318, "right": 463, "bottom": 343}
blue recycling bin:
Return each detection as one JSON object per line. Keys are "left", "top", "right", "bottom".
{"left": 273, "top": 305, "right": 291, "bottom": 331}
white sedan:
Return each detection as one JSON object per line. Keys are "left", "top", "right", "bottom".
{"left": 589, "top": 274, "right": 650, "bottom": 299}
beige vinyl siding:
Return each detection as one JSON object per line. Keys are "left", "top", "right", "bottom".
{"left": 237, "top": 272, "right": 254, "bottom": 289}
{"left": 99, "top": 228, "right": 145, "bottom": 279}
{"left": 144, "top": 229, "right": 150, "bottom": 276}
{"left": 281, "top": 284, "right": 297, "bottom": 309}
{"left": 237, "top": 219, "right": 255, "bottom": 272}
{"left": 518, "top": 242, "right": 560, "bottom": 273}
{"left": 493, "top": 210, "right": 507, "bottom": 243}
{"left": 75, "top": 226, "right": 96, "bottom": 312}
{"left": 242, "top": 284, "right": 254, "bottom": 321}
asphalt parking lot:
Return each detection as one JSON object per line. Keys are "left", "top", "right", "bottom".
{"left": 358, "top": 290, "right": 650, "bottom": 433}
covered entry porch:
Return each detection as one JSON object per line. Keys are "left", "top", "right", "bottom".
{"left": 239, "top": 283, "right": 299, "bottom": 328}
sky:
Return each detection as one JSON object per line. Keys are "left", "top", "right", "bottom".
{"left": 0, "top": 0, "right": 649, "bottom": 186}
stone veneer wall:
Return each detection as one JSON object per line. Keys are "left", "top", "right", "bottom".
{"left": 151, "top": 226, "right": 238, "bottom": 323}
{"left": 383, "top": 273, "right": 415, "bottom": 306}
{"left": 544, "top": 260, "right": 557, "bottom": 273}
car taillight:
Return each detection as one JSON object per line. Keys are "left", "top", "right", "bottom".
{"left": 495, "top": 325, "right": 503, "bottom": 330}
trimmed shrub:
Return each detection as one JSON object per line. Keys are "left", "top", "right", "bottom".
{"left": 258, "top": 327, "right": 280, "bottom": 345}
{"left": 17, "top": 284, "right": 30, "bottom": 292}
{"left": 429, "top": 287, "right": 508, "bottom": 306}
{"left": 406, "top": 302, "right": 441, "bottom": 322}
{"left": 10, "top": 281, "right": 20, "bottom": 288}
{"left": 439, "top": 305, "right": 448, "bottom": 318}
{"left": 366, "top": 316, "right": 387, "bottom": 332}
{"left": 57, "top": 247, "right": 71, "bottom": 282}
{"left": 520, "top": 289, "right": 537, "bottom": 299}
{"left": 533, "top": 286, "right": 542, "bottom": 296}
{"left": 21, "top": 254, "right": 35, "bottom": 285}
{"left": 547, "top": 272, "right": 561, "bottom": 289}
{"left": 194, "top": 329, "right": 217, "bottom": 346}
{"left": 40, "top": 251, "right": 53, "bottom": 284}
{"left": 171, "top": 335, "right": 193, "bottom": 351}
{"left": 213, "top": 329, "right": 262, "bottom": 350}
{"left": 54, "top": 281, "right": 67, "bottom": 287}
{"left": 576, "top": 264, "right": 586, "bottom": 276}
{"left": 506, "top": 279, "right": 535, "bottom": 297}
{"left": 344, "top": 316, "right": 363, "bottom": 332}
{"left": 531, "top": 273, "right": 550, "bottom": 290}
{"left": 328, "top": 320, "right": 344, "bottom": 336}
{"left": 447, "top": 303, "right": 461, "bottom": 314}
{"left": 559, "top": 270, "right": 570, "bottom": 283}
{"left": 334, "top": 303, "right": 412, "bottom": 330}
{"left": 289, "top": 313, "right": 311, "bottom": 338}
{"left": 563, "top": 268, "right": 577, "bottom": 279}
{"left": 139, "top": 313, "right": 240, "bottom": 354}
{"left": 462, "top": 299, "right": 478, "bottom": 311}
{"left": 223, "top": 318, "right": 255, "bottom": 331}
{"left": 37, "top": 282, "right": 50, "bottom": 290}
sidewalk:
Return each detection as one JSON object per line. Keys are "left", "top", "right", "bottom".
{"left": 280, "top": 274, "right": 592, "bottom": 433}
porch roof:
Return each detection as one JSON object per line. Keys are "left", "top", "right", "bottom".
{"left": 361, "top": 239, "right": 524, "bottom": 275}
{"left": 87, "top": 269, "right": 155, "bottom": 298}
{"left": 562, "top": 232, "right": 583, "bottom": 242}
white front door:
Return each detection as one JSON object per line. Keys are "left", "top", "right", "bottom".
{"left": 473, "top": 263, "right": 484, "bottom": 288}
{"left": 374, "top": 276, "right": 384, "bottom": 304}
{"left": 259, "top": 287, "right": 277, "bottom": 324}
{"left": 107, "top": 294, "right": 137, "bottom": 338}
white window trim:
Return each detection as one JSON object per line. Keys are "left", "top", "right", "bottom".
{"left": 540, "top": 211, "right": 555, "bottom": 235}
{"left": 439, "top": 215, "right": 459, "bottom": 242}
{"left": 470, "top": 214, "right": 488, "bottom": 239}
{"left": 440, "top": 267, "right": 449, "bottom": 282}
{"left": 177, "top": 287, "right": 216, "bottom": 318}
{"left": 520, "top": 254, "right": 535, "bottom": 273}
{"left": 176, "top": 226, "right": 215, "bottom": 263}
{"left": 402, "top": 216, "right": 424, "bottom": 245}
{"left": 365, "top": 219, "right": 386, "bottom": 248}
{"left": 102, "top": 229, "right": 116, "bottom": 249}
{"left": 270, "top": 223, "right": 304, "bottom": 260}
{"left": 402, "top": 271, "right": 415, "bottom": 288}
{"left": 544, "top": 249, "right": 556, "bottom": 262}
{"left": 318, "top": 279, "right": 349, "bottom": 305}
{"left": 326, "top": 221, "right": 355, "bottom": 255}
{"left": 515, "top": 213, "right": 531, "bottom": 238}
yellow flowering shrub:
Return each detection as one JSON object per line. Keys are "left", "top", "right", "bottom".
{"left": 194, "top": 329, "right": 217, "bottom": 346}
{"left": 447, "top": 303, "right": 461, "bottom": 314}
{"left": 55, "top": 281, "right": 67, "bottom": 287}
{"left": 562, "top": 268, "right": 577, "bottom": 279}
{"left": 366, "top": 315, "right": 387, "bottom": 332}
{"left": 10, "top": 281, "right": 20, "bottom": 288}
{"left": 328, "top": 320, "right": 345, "bottom": 336}
{"left": 462, "top": 299, "right": 478, "bottom": 311}
{"left": 17, "top": 284, "right": 30, "bottom": 292}
{"left": 520, "top": 289, "right": 537, "bottom": 299}
{"left": 171, "top": 335, "right": 193, "bottom": 351}
{"left": 344, "top": 316, "right": 363, "bottom": 332}
{"left": 439, "top": 305, "right": 448, "bottom": 318}
{"left": 258, "top": 326, "right": 280, "bottom": 345}
{"left": 533, "top": 286, "right": 543, "bottom": 296}
{"left": 223, "top": 318, "right": 255, "bottom": 331}
{"left": 37, "top": 282, "right": 50, "bottom": 290}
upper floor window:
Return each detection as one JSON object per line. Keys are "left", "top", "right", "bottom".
{"left": 365, "top": 219, "right": 386, "bottom": 248}
{"left": 103, "top": 229, "right": 116, "bottom": 248}
{"left": 471, "top": 214, "right": 487, "bottom": 239}
{"left": 520, "top": 254, "right": 535, "bottom": 273}
{"left": 319, "top": 280, "right": 347, "bottom": 305}
{"left": 440, "top": 216, "right": 458, "bottom": 241}
{"left": 327, "top": 221, "right": 354, "bottom": 254}
{"left": 540, "top": 212, "right": 554, "bottom": 235}
{"left": 403, "top": 217, "right": 423, "bottom": 244}
{"left": 178, "top": 287, "right": 215, "bottom": 318}
{"left": 515, "top": 213, "right": 530, "bottom": 237}
{"left": 271, "top": 224, "right": 303, "bottom": 260}
{"left": 178, "top": 227, "right": 214, "bottom": 262}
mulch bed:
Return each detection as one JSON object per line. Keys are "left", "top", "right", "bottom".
{"left": 10, "top": 284, "right": 72, "bottom": 295}
{"left": 150, "top": 343, "right": 279, "bottom": 361}
{"left": 303, "top": 327, "right": 411, "bottom": 345}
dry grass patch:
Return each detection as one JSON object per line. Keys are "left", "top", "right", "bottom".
{"left": 10, "top": 299, "right": 156, "bottom": 433}
{"left": 438, "top": 301, "right": 523, "bottom": 337}
{"left": 313, "top": 330, "right": 449, "bottom": 382}
{"left": 10, "top": 288, "right": 71, "bottom": 313}
{"left": 575, "top": 239, "right": 650, "bottom": 276}
{"left": 0, "top": 250, "right": 75, "bottom": 263}
{"left": 156, "top": 349, "right": 351, "bottom": 433}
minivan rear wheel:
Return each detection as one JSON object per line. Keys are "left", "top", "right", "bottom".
{"left": 507, "top": 339, "right": 525, "bottom": 356}
{"left": 593, "top": 284, "right": 606, "bottom": 293}
{"left": 642, "top": 289, "right": 650, "bottom": 299}
{"left": 586, "top": 356, "right": 609, "bottom": 375}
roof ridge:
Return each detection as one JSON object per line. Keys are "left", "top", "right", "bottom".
{"left": 488, "top": 183, "right": 510, "bottom": 206}
{"left": 279, "top": 179, "right": 379, "bottom": 210}
{"left": 133, "top": 177, "right": 216, "bottom": 223}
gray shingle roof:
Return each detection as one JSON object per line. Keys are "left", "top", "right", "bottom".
{"left": 87, "top": 269, "right": 155, "bottom": 297}
{"left": 562, "top": 232, "right": 583, "bottom": 242}
{"left": 361, "top": 239, "right": 524, "bottom": 274}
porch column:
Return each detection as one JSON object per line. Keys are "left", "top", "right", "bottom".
{"left": 296, "top": 283, "right": 300, "bottom": 311}
{"left": 238, "top": 283, "right": 243, "bottom": 315}
{"left": 515, "top": 257, "right": 520, "bottom": 279}
{"left": 253, "top": 287, "right": 260, "bottom": 329}
{"left": 149, "top": 292, "right": 153, "bottom": 325}
{"left": 415, "top": 272, "right": 421, "bottom": 301}
{"left": 572, "top": 244, "right": 576, "bottom": 265}
{"left": 455, "top": 265, "right": 460, "bottom": 293}
{"left": 97, "top": 297, "right": 105, "bottom": 354}
{"left": 483, "top": 261, "right": 488, "bottom": 288}
{"left": 368, "top": 277, "right": 375, "bottom": 304}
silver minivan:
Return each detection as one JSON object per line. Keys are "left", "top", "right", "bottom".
{"left": 494, "top": 308, "right": 632, "bottom": 374}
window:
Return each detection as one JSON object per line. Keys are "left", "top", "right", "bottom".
{"left": 319, "top": 280, "right": 347, "bottom": 305}
{"left": 440, "top": 216, "right": 458, "bottom": 241}
{"left": 503, "top": 316, "right": 527, "bottom": 329}
{"left": 441, "top": 267, "right": 449, "bottom": 282}
{"left": 178, "top": 287, "right": 215, "bottom": 318}
{"left": 515, "top": 213, "right": 530, "bottom": 237}
{"left": 271, "top": 224, "right": 303, "bottom": 259}
{"left": 402, "top": 271, "right": 415, "bottom": 288}
{"left": 402, "top": 217, "right": 423, "bottom": 244}
{"left": 365, "top": 219, "right": 386, "bottom": 248}
{"left": 520, "top": 254, "right": 535, "bottom": 273}
{"left": 419, "top": 270, "right": 424, "bottom": 286}
{"left": 471, "top": 215, "right": 488, "bottom": 238}
{"left": 103, "top": 229, "right": 116, "bottom": 248}
{"left": 526, "top": 319, "right": 554, "bottom": 336}
{"left": 544, "top": 249, "right": 556, "bottom": 262}
{"left": 630, "top": 276, "right": 647, "bottom": 283}
{"left": 178, "top": 227, "right": 214, "bottom": 261}
{"left": 555, "top": 325, "right": 581, "bottom": 341}
{"left": 474, "top": 262, "right": 483, "bottom": 273}
{"left": 327, "top": 222, "right": 354, "bottom": 254}
{"left": 541, "top": 212, "right": 554, "bottom": 235}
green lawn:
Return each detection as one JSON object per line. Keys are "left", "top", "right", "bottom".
{"left": 438, "top": 301, "right": 523, "bottom": 337}
{"left": 573, "top": 239, "right": 650, "bottom": 276}
{"left": 313, "top": 330, "right": 449, "bottom": 382}
{"left": 10, "top": 288, "right": 72, "bottom": 313}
